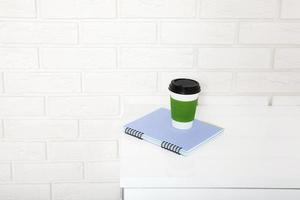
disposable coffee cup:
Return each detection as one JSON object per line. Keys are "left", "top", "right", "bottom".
{"left": 169, "top": 78, "right": 201, "bottom": 130}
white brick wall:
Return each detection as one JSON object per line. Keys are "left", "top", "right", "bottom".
{"left": 161, "top": 22, "right": 236, "bottom": 44}
{"left": 0, "top": 0, "right": 300, "bottom": 199}
{"left": 281, "top": 0, "right": 300, "bottom": 19}
{"left": 47, "top": 141, "right": 118, "bottom": 161}
{"left": 40, "top": 48, "right": 117, "bottom": 69}
{"left": 40, "top": 0, "right": 116, "bottom": 18}
{"left": 239, "top": 22, "right": 300, "bottom": 44}
{"left": 13, "top": 162, "right": 83, "bottom": 182}
{"left": 0, "top": 164, "right": 11, "bottom": 181}
{"left": 0, "top": 0, "right": 36, "bottom": 18}
{"left": 0, "top": 184, "right": 50, "bottom": 200}
{"left": 119, "top": 0, "right": 197, "bottom": 18}
{"left": 80, "top": 22, "right": 157, "bottom": 44}
{"left": 4, "top": 119, "right": 78, "bottom": 139}
{"left": 0, "top": 22, "right": 78, "bottom": 44}
{"left": 200, "top": 0, "right": 278, "bottom": 18}
{"left": 0, "top": 48, "right": 38, "bottom": 69}
{"left": 0, "top": 142, "right": 45, "bottom": 161}
{"left": 0, "top": 97, "right": 44, "bottom": 116}
{"left": 197, "top": 48, "right": 272, "bottom": 68}
{"left": 4, "top": 72, "right": 81, "bottom": 93}
{"left": 85, "top": 161, "right": 119, "bottom": 181}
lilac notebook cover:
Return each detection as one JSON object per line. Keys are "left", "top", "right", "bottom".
{"left": 124, "top": 108, "right": 223, "bottom": 155}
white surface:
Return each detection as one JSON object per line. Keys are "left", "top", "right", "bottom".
{"left": 124, "top": 188, "right": 300, "bottom": 200}
{"left": 121, "top": 106, "right": 300, "bottom": 188}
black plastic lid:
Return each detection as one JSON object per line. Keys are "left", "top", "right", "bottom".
{"left": 168, "top": 78, "right": 201, "bottom": 95}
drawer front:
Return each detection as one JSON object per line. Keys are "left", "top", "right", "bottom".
{"left": 124, "top": 188, "right": 300, "bottom": 200}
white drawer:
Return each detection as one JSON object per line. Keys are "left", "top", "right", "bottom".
{"left": 123, "top": 188, "right": 300, "bottom": 200}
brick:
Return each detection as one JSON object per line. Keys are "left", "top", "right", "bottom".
{"left": 13, "top": 163, "right": 83, "bottom": 182}
{"left": 0, "top": 121, "right": 2, "bottom": 137}
{"left": 40, "top": 0, "right": 116, "bottom": 18}
{"left": 0, "top": 164, "right": 11, "bottom": 181}
{"left": 40, "top": 48, "right": 116, "bottom": 69}
{"left": 120, "top": 48, "right": 194, "bottom": 69}
{"left": 0, "top": 74, "right": 2, "bottom": 93}
{"left": 80, "top": 22, "right": 156, "bottom": 44}
{"left": 272, "top": 96, "right": 300, "bottom": 106}
{"left": 4, "top": 72, "right": 81, "bottom": 93}
{"left": 236, "top": 72, "right": 300, "bottom": 93}
{"left": 0, "top": 22, "right": 77, "bottom": 44}
{"left": 160, "top": 72, "right": 233, "bottom": 93}
{"left": 200, "top": 0, "right": 277, "bottom": 18}
{"left": 0, "top": 97, "right": 44, "bottom": 116}
{"left": 0, "top": 184, "right": 50, "bottom": 200}
{"left": 48, "top": 141, "right": 118, "bottom": 161}
{"left": 0, "top": 142, "right": 45, "bottom": 161}
{"left": 274, "top": 48, "right": 300, "bottom": 68}
{"left": 123, "top": 95, "right": 168, "bottom": 106}
{"left": 281, "top": 0, "right": 300, "bottom": 18}
{"left": 239, "top": 23, "right": 300, "bottom": 44}
{"left": 119, "top": 0, "right": 196, "bottom": 18}
{"left": 4, "top": 120, "right": 77, "bottom": 139}
{"left": 79, "top": 120, "right": 120, "bottom": 139}
{"left": 85, "top": 161, "right": 119, "bottom": 181}
{"left": 198, "top": 96, "right": 269, "bottom": 106}
{"left": 84, "top": 72, "right": 157, "bottom": 93}
{"left": 198, "top": 48, "right": 271, "bottom": 68}
{"left": 161, "top": 22, "right": 236, "bottom": 44}
{"left": 0, "top": 48, "right": 38, "bottom": 69}
{"left": 0, "top": 0, "right": 36, "bottom": 18}
{"left": 52, "top": 183, "right": 119, "bottom": 200}
{"left": 47, "top": 96, "right": 119, "bottom": 117}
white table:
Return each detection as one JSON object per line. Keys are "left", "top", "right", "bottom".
{"left": 120, "top": 105, "right": 300, "bottom": 200}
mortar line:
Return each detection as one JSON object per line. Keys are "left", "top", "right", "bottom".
{"left": 116, "top": 46, "right": 120, "bottom": 69}
{"left": 43, "top": 96, "right": 47, "bottom": 116}
{"left": 2, "top": 72, "right": 5, "bottom": 93}
{"left": 10, "top": 162, "right": 13, "bottom": 181}
{"left": 116, "top": 0, "right": 120, "bottom": 18}
{"left": 36, "top": 47, "right": 41, "bottom": 69}
{"left": 1, "top": 120, "right": 4, "bottom": 138}
{"left": 76, "top": 22, "right": 80, "bottom": 45}
{"left": 277, "top": 0, "right": 283, "bottom": 19}
{"left": 82, "top": 161, "right": 86, "bottom": 180}
{"left": 77, "top": 119, "right": 81, "bottom": 138}
{"left": 80, "top": 72, "right": 84, "bottom": 93}
{"left": 235, "top": 21, "right": 240, "bottom": 45}
{"left": 271, "top": 48, "right": 276, "bottom": 69}
{"left": 197, "top": 0, "right": 202, "bottom": 18}
{"left": 50, "top": 183, "right": 53, "bottom": 200}
{"left": 268, "top": 96, "right": 273, "bottom": 106}
{"left": 44, "top": 142, "right": 48, "bottom": 160}
{"left": 34, "top": 0, "right": 39, "bottom": 18}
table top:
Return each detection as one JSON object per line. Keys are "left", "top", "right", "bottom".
{"left": 120, "top": 105, "right": 300, "bottom": 188}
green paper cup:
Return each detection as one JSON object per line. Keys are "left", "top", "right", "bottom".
{"left": 169, "top": 78, "right": 201, "bottom": 130}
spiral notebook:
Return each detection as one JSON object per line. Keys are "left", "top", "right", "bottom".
{"left": 123, "top": 108, "right": 224, "bottom": 156}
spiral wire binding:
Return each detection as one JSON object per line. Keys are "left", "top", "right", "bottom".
{"left": 124, "top": 127, "right": 144, "bottom": 139}
{"left": 161, "top": 141, "right": 182, "bottom": 154}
